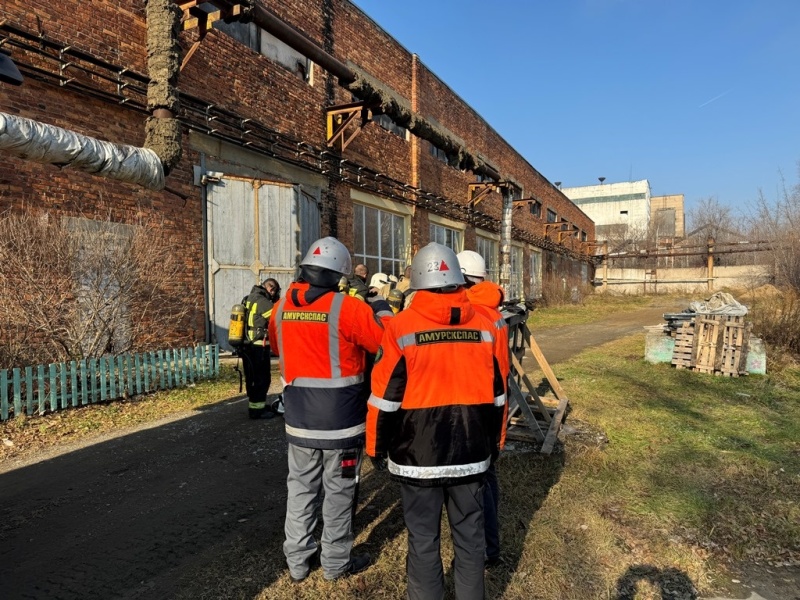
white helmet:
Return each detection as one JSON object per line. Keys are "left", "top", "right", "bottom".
{"left": 456, "top": 250, "right": 486, "bottom": 279}
{"left": 300, "top": 236, "right": 352, "bottom": 275}
{"left": 410, "top": 243, "right": 466, "bottom": 290}
{"left": 369, "top": 273, "right": 389, "bottom": 289}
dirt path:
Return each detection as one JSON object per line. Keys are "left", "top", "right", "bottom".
{"left": 1, "top": 300, "right": 792, "bottom": 600}
{"left": 531, "top": 302, "right": 679, "bottom": 366}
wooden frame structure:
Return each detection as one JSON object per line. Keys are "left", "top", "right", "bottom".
{"left": 503, "top": 306, "right": 570, "bottom": 454}
{"left": 326, "top": 101, "right": 372, "bottom": 151}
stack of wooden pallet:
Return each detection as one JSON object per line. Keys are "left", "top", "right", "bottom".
{"left": 670, "top": 314, "right": 751, "bottom": 376}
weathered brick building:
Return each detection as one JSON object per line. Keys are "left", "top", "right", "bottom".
{"left": 0, "top": 0, "right": 594, "bottom": 349}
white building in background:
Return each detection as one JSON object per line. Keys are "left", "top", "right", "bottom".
{"left": 560, "top": 180, "right": 651, "bottom": 243}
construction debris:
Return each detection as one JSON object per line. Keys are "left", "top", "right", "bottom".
{"left": 645, "top": 293, "right": 766, "bottom": 376}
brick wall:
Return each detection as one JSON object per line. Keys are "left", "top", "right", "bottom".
{"left": 0, "top": 0, "right": 595, "bottom": 349}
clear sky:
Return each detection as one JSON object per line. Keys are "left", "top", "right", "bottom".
{"left": 351, "top": 0, "right": 800, "bottom": 216}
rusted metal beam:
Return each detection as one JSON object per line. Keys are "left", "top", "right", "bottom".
{"left": 250, "top": 3, "right": 355, "bottom": 84}
{"left": 469, "top": 181, "right": 518, "bottom": 206}
{"left": 468, "top": 182, "right": 500, "bottom": 206}
{"left": 557, "top": 226, "right": 575, "bottom": 243}
{"left": 542, "top": 223, "right": 561, "bottom": 239}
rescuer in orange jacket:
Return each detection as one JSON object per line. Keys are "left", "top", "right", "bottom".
{"left": 366, "top": 243, "right": 507, "bottom": 600}
{"left": 268, "top": 236, "right": 392, "bottom": 583}
{"left": 458, "top": 249, "right": 510, "bottom": 569}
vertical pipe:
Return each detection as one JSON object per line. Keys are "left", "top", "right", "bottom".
{"left": 602, "top": 241, "right": 608, "bottom": 293}
{"left": 499, "top": 187, "right": 512, "bottom": 297}
{"left": 145, "top": 0, "right": 183, "bottom": 172}
{"left": 411, "top": 54, "right": 419, "bottom": 190}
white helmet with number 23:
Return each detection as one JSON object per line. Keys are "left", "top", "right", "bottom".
{"left": 410, "top": 242, "right": 466, "bottom": 291}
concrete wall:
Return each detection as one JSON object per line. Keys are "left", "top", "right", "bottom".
{"left": 600, "top": 265, "right": 772, "bottom": 295}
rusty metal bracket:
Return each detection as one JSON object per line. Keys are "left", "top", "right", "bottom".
{"left": 468, "top": 182, "right": 501, "bottom": 206}
{"left": 326, "top": 101, "right": 372, "bottom": 151}
{"left": 557, "top": 226, "right": 574, "bottom": 244}
{"left": 512, "top": 197, "right": 540, "bottom": 210}
{"left": 542, "top": 223, "right": 562, "bottom": 239}
{"left": 581, "top": 240, "right": 607, "bottom": 257}
{"left": 178, "top": 1, "right": 248, "bottom": 34}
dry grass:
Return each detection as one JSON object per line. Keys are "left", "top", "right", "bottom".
{"left": 0, "top": 365, "right": 242, "bottom": 462}
{"left": 528, "top": 292, "right": 665, "bottom": 330}
{"left": 177, "top": 334, "right": 798, "bottom": 600}
{"left": 3, "top": 294, "right": 798, "bottom": 599}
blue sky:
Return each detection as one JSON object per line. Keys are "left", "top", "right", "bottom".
{"left": 351, "top": 0, "right": 800, "bottom": 216}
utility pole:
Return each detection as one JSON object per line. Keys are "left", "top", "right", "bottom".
{"left": 707, "top": 236, "right": 715, "bottom": 292}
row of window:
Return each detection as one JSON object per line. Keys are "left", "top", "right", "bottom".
{"left": 352, "top": 198, "right": 542, "bottom": 298}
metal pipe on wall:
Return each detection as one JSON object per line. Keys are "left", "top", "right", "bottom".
{"left": 251, "top": 3, "right": 355, "bottom": 84}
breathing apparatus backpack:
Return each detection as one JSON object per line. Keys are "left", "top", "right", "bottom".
{"left": 228, "top": 303, "right": 247, "bottom": 347}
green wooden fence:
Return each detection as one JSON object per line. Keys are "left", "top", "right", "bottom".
{"left": 0, "top": 344, "right": 220, "bottom": 422}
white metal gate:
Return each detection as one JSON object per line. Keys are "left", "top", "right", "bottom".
{"left": 205, "top": 176, "right": 320, "bottom": 350}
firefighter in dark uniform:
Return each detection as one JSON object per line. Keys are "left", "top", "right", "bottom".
{"left": 367, "top": 243, "right": 507, "bottom": 600}
{"left": 240, "top": 277, "right": 281, "bottom": 419}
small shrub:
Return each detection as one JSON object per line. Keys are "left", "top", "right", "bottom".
{"left": 541, "top": 274, "right": 592, "bottom": 307}
{"left": 0, "top": 210, "right": 191, "bottom": 369}
{"left": 749, "top": 289, "right": 800, "bottom": 356}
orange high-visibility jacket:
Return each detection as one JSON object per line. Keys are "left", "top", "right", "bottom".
{"left": 366, "top": 288, "right": 507, "bottom": 486}
{"left": 466, "top": 281, "right": 510, "bottom": 449}
{"left": 269, "top": 281, "right": 386, "bottom": 449}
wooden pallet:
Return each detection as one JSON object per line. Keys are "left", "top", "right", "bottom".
{"left": 669, "top": 315, "right": 751, "bottom": 376}
{"left": 717, "top": 317, "right": 751, "bottom": 377}
{"left": 671, "top": 322, "right": 695, "bottom": 369}
{"left": 694, "top": 316, "right": 723, "bottom": 374}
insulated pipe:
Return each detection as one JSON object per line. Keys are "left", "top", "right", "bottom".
{"left": 0, "top": 112, "right": 165, "bottom": 189}
{"left": 145, "top": 0, "right": 183, "bottom": 173}
{"left": 499, "top": 188, "right": 513, "bottom": 295}
{"left": 0, "top": 0, "right": 179, "bottom": 190}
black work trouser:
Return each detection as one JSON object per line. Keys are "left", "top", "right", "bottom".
{"left": 401, "top": 480, "right": 486, "bottom": 600}
{"left": 483, "top": 463, "right": 500, "bottom": 561}
{"left": 239, "top": 343, "right": 272, "bottom": 418}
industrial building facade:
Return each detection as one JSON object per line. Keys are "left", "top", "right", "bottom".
{"left": 650, "top": 194, "right": 686, "bottom": 243}
{"left": 0, "top": 0, "right": 594, "bottom": 349}
{"left": 561, "top": 180, "right": 651, "bottom": 246}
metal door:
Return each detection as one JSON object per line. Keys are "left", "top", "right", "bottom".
{"left": 206, "top": 177, "right": 320, "bottom": 350}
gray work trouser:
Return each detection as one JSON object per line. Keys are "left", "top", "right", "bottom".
{"left": 401, "top": 480, "right": 486, "bottom": 600}
{"left": 284, "top": 444, "right": 362, "bottom": 580}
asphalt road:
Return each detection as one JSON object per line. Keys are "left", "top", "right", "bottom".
{"left": 0, "top": 299, "right": 710, "bottom": 600}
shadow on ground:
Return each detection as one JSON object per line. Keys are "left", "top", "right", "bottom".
{"left": 615, "top": 564, "right": 699, "bottom": 599}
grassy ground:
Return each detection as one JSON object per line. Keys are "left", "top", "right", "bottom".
{"left": 3, "top": 295, "right": 798, "bottom": 599}
{"left": 528, "top": 293, "right": 659, "bottom": 330}
{"left": 244, "top": 333, "right": 799, "bottom": 600}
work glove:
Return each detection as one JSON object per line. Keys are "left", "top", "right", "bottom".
{"left": 370, "top": 455, "right": 388, "bottom": 472}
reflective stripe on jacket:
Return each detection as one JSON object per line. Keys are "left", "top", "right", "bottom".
{"left": 366, "top": 288, "right": 507, "bottom": 486}
{"left": 243, "top": 285, "right": 274, "bottom": 344}
{"left": 268, "top": 281, "right": 386, "bottom": 449}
